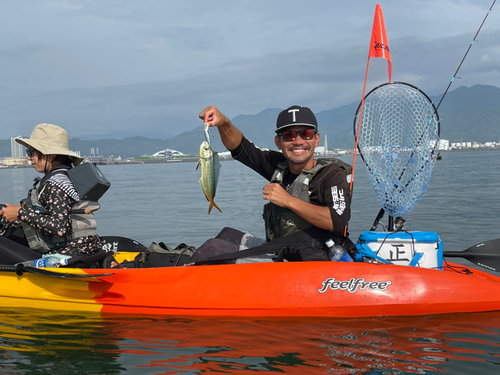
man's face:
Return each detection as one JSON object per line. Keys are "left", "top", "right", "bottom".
{"left": 275, "top": 126, "right": 320, "bottom": 167}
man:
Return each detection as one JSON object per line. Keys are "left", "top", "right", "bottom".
{"left": 198, "top": 105, "right": 351, "bottom": 261}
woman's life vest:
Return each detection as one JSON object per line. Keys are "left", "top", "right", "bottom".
{"left": 20, "top": 168, "right": 102, "bottom": 253}
{"left": 263, "top": 158, "right": 352, "bottom": 242}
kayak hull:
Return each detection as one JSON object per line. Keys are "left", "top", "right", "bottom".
{"left": 2, "top": 261, "right": 500, "bottom": 317}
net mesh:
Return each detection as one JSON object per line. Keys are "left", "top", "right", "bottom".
{"left": 354, "top": 82, "right": 440, "bottom": 217}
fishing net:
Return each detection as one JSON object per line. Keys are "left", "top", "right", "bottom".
{"left": 353, "top": 82, "right": 440, "bottom": 217}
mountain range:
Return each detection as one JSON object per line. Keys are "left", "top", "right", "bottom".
{"left": 1, "top": 84, "right": 499, "bottom": 158}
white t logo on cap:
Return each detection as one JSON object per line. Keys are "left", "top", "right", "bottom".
{"left": 288, "top": 109, "right": 299, "bottom": 122}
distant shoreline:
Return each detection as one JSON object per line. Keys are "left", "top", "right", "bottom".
{"left": 0, "top": 147, "right": 498, "bottom": 169}
{"left": 0, "top": 157, "right": 202, "bottom": 169}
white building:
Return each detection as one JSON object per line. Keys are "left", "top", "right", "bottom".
{"left": 438, "top": 139, "right": 449, "bottom": 150}
{"left": 218, "top": 151, "right": 232, "bottom": 159}
{"left": 151, "top": 149, "right": 185, "bottom": 158}
{"left": 430, "top": 139, "right": 450, "bottom": 150}
{"left": 451, "top": 142, "right": 472, "bottom": 149}
{"left": 314, "top": 146, "right": 326, "bottom": 155}
{"left": 11, "top": 136, "right": 24, "bottom": 157}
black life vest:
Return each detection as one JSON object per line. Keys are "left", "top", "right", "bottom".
{"left": 263, "top": 158, "right": 352, "bottom": 242}
{"left": 20, "top": 168, "right": 100, "bottom": 253}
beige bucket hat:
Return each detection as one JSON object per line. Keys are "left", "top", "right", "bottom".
{"left": 16, "top": 123, "right": 84, "bottom": 166}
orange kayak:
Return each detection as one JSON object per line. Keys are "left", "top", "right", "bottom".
{"left": 2, "top": 260, "right": 500, "bottom": 317}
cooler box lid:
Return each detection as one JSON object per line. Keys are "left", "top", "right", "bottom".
{"left": 358, "top": 231, "right": 440, "bottom": 243}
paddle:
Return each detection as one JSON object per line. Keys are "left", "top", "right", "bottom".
{"left": 0, "top": 264, "right": 113, "bottom": 278}
{"left": 444, "top": 238, "right": 500, "bottom": 272}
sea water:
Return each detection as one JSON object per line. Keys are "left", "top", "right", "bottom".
{"left": 0, "top": 149, "right": 499, "bottom": 374}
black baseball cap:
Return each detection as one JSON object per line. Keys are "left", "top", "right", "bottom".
{"left": 275, "top": 105, "right": 318, "bottom": 134}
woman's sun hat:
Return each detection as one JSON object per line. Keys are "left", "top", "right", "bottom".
{"left": 16, "top": 123, "right": 84, "bottom": 166}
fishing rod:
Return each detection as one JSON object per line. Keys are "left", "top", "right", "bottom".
{"left": 435, "top": 0, "right": 496, "bottom": 111}
{"left": 407, "top": 0, "right": 496, "bottom": 158}
{"left": 391, "top": 0, "right": 497, "bottom": 209}
{"left": 399, "top": 0, "right": 496, "bottom": 157}
{"left": 397, "top": 0, "right": 499, "bottom": 203}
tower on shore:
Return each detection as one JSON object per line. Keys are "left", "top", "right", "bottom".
{"left": 11, "top": 136, "right": 24, "bottom": 158}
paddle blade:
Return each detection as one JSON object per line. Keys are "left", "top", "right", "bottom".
{"left": 100, "top": 236, "right": 147, "bottom": 253}
{"left": 444, "top": 238, "right": 500, "bottom": 272}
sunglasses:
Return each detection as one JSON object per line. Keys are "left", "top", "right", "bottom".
{"left": 279, "top": 128, "right": 316, "bottom": 142}
{"left": 26, "top": 147, "right": 39, "bottom": 158}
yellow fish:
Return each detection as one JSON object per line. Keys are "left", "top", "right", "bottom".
{"left": 197, "top": 139, "right": 222, "bottom": 214}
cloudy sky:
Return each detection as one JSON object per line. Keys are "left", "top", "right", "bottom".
{"left": 0, "top": 0, "right": 499, "bottom": 139}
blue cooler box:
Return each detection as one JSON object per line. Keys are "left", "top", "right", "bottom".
{"left": 357, "top": 231, "right": 443, "bottom": 270}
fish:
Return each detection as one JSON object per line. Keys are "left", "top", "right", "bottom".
{"left": 197, "top": 136, "right": 222, "bottom": 214}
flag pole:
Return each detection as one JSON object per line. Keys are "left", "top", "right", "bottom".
{"left": 350, "top": 4, "right": 392, "bottom": 195}
{"left": 350, "top": 59, "right": 370, "bottom": 195}
{"left": 347, "top": 4, "right": 392, "bottom": 236}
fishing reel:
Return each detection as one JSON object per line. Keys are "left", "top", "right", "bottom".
{"left": 394, "top": 216, "right": 406, "bottom": 231}
{"left": 369, "top": 208, "right": 406, "bottom": 232}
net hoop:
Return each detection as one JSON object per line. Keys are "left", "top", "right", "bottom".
{"left": 353, "top": 82, "right": 440, "bottom": 217}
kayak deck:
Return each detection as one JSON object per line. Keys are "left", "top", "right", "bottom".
{"left": 1, "top": 261, "right": 500, "bottom": 317}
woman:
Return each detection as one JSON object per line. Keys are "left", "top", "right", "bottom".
{"left": 0, "top": 123, "right": 103, "bottom": 266}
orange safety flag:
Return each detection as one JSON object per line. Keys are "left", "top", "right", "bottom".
{"left": 350, "top": 4, "right": 393, "bottom": 199}
{"left": 369, "top": 4, "right": 392, "bottom": 82}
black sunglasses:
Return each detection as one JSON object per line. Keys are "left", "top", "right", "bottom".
{"left": 279, "top": 128, "right": 316, "bottom": 142}
{"left": 26, "top": 147, "right": 38, "bottom": 158}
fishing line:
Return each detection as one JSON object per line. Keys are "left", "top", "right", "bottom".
{"left": 204, "top": 124, "right": 212, "bottom": 148}
{"left": 435, "top": 0, "right": 496, "bottom": 111}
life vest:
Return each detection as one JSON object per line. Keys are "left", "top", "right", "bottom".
{"left": 263, "top": 158, "right": 352, "bottom": 242}
{"left": 20, "top": 169, "right": 100, "bottom": 253}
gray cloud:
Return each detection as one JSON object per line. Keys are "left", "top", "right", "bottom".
{"left": 0, "top": 0, "right": 498, "bottom": 139}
